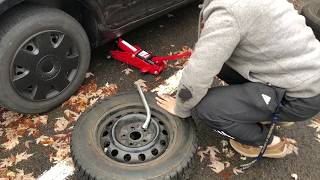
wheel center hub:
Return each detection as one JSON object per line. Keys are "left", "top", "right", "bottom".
{"left": 37, "top": 55, "right": 61, "bottom": 80}
{"left": 112, "top": 114, "right": 158, "bottom": 148}
{"left": 100, "top": 112, "right": 169, "bottom": 164}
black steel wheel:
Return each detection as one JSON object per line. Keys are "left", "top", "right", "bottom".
{"left": 0, "top": 5, "right": 90, "bottom": 113}
{"left": 71, "top": 93, "right": 198, "bottom": 180}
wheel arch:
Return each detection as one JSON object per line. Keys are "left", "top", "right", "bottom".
{"left": 0, "top": 0, "right": 106, "bottom": 47}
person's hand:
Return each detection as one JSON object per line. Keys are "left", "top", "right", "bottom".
{"left": 156, "top": 95, "right": 177, "bottom": 116}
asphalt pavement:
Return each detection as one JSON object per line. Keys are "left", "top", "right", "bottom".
{"left": 1, "top": 1, "right": 320, "bottom": 180}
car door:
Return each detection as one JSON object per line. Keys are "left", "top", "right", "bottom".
{"left": 101, "top": 0, "right": 183, "bottom": 29}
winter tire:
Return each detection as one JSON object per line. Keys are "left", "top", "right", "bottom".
{"left": 71, "top": 93, "right": 198, "bottom": 180}
{"left": 0, "top": 5, "right": 90, "bottom": 113}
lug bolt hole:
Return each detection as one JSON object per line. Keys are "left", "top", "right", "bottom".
{"left": 162, "top": 130, "right": 168, "bottom": 136}
{"left": 107, "top": 121, "right": 113, "bottom": 127}
{"left": 124, "top": 154, "right": 131, "bottom": 162}
{"left": 160, "top": 140, "right": 166, "bottom": 146}
{"left": 151, "top": 149, "right": 159, "bottom": 156}
{"left": 104, "top": 141, "right": 110, "bottom": 147}
{"left": 111, "top": 150, "right": 118, "bottom": 157}
{"left": 138, "top": 154, "right": 146, "bottom": 161}
{"left": 102, "top": 131, "right": 108, "bottom": 137}
{"left": 159, "top": 121, "right": 164, "bottom": 125}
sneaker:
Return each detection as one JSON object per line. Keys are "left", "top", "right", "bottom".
{"left": 230, "top": 139, "right": 288, "bottom": 158}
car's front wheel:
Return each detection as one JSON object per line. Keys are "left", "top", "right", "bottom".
{"left": 0, "top": 5, "right": 90, "bottom": 113}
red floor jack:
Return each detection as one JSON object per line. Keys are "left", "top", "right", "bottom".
{"left": 110, "top": 38, "right": 192, "bottom": 75}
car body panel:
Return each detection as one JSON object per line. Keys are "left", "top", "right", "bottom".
{"left": 0, "top": 0, "right": 196, "bottom": 46}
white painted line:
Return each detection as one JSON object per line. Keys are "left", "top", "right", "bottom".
{"left": 38, "top": 162, "right": 74, "bottom": 180}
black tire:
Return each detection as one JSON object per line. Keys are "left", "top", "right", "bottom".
{"left": 301, "top": 2, "right": 320, "bottom": 40}
{"left": 0, "top": 5, "right": 90, "bottom": 113}
{"left": 71, "top": 93, "right": 198, "bottom": 180}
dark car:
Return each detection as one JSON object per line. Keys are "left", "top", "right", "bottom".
{"left": 0, "top": 0, "right": 195, "bottom": 114}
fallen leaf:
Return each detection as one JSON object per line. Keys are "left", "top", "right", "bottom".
{"left": 135, "top": 79, "right": 148, "bottom": 91}
{"left": 0, "top": 155, "right": 16, "bottom": 168}
{"left": 316, "top": 134, "right": 320, "bottom": 143}
{"left": 221, "top": 140, "right": 228, "bottom": 147}
{"left": 1, "top": 137, "right": 19, "bottom": 150}
{"left": 197, "top": 148, "right": 210, "bottom": 162}
{"left": 15, "top": 169, "right": 35, "bottom": 180}
{"left": 85, "top": 72, "right": 94, "bottom": 79}
{"left": 32, "top": 115, "right": 48, "bottom": 126}
{"left": 1, "top": 111, "right": 22, "bottom": 126}
{"left": 36, "top": 136, "right": 54, "bottom": 146}
{"left": 240, "top": 155, "right": 247, "bottom": 161}
{"left": 54, "top": 117, "right": 70, "bottom": 132}
{"left": 89, "top": 98, "right": 99, "bottom": 106}
{"left": 291, "top": 173, "right": 298, "bottom": 180}
{"left": 15, "top": 152, "right": 33, "bottom": 164}
{"left": 64, "top": 110, "right": 80, "bottom": 122}
{"left": 233, "top": 167, "right": 244, "bottom": 175}
{"left": 308, "top": 120, "right": 320, "bottom": 132}
{"left": 0, "top": 128, "right": 3, "bottom": 136}
{"left": 122, "top": 68, "right": 133, "bottom": 75}
{"left": 208, "top": 160, "right": 225, "bottom": 174}
{"left": 24, "top": 140, "right": 32, "bottom": 149}
{"left": 285, "top": 138, "right": 299, "bottom": 155}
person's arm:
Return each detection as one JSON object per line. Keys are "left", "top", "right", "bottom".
{"left": 174, "top": 6, "right": 241, "bottom": 118}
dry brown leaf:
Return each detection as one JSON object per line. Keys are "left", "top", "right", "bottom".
{"left": 64, "top": 110, "right": 80, "bottom": 122}
{"left": 285, "top": 138, "right": 299, "bottom": 155}
{"left": 316, "top": 134, "right": 320, "bottom": 143}
{"left": 15, "top": 169, "right": 35, "bottom": 180}
{"left": 1, "top": 137, "right": 19, "bottom": 150}
{"left": 32, "top": 115, "right": 48, "bottom": 126}
{"left": 308, "top": 120, "right": 320, "bottom": 132}
{"left": 291, "top": 173, "right": 298, "bottom": 180}
{"left": 197, "top": 148, "right": 210, "bottom": 162}
{"left": 1, "top": 111, "right": 22, "bottom": 127}
{"left": 36, "top": 136, "right": 54, "bottom": 147}
{"left": 0, "top": 128, "right": 3, "bottom": 137}
{"left": 24, "top": 141, "right": 32, "bottom": 149}
{"left": 233, "top": 167, "right": 244, "bottom": 175}
{"left": 122, "top": 68, "right": 133, "bottom": 75}
{"left": 207, "top": 146, "right": 220, "bottom": 161}
{"left": 15, "top": 152, "right": 33, "bottom": 165}
{"left": 222, "top": 148, "right": 235, "bottom": 158}
{"left": 89, "top": 98, "right": 99, "bottom": 106}
{"left": 220, "top": 140, "right": 228, "bottom": 147}
{"left": 208, "top": 160, "right": 225, "bottom": 174}
{"left": 85, "top": 72, "right": 94, "bottom": 79}
{"left": 0, "top": 155, "right": 16, "bottom": 168}
{"left": 134, "top": 79, "right": 148, "bottom": 91}
{"left": 54, "top": 117, "right": 70, "bottom": 132}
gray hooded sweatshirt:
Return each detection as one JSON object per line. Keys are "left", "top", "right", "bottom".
{"left": 174, "top": 0, "right": 320, "bottom": 118}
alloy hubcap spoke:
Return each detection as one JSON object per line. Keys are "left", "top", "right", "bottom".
{"left": 62, "top": 55, "right": 80, "bottom": 70}
{"left": 52, "top": 73, "right": 71, "bottom": 91}
{"left": 14, "top": 50, "right": 38, "bottom": 70}
{"left": 33, "top": 81, "right": 51, "bottom": 100}
{"left": 13, "top": 73, "right": 34, "bottom": 91}
{"left": 54, "top": 35, "right": 73, "bottom": 54}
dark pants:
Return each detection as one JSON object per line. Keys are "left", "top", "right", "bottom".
{"left": 192, "top": 65, "right": 320, "bottom": 146}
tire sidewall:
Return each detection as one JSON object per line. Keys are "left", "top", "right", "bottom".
{"left": 0, "top": 8, "right": 90, "bottom": 113}
{"left": 72, "top": 94, "right": 196, "bottom": 180}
